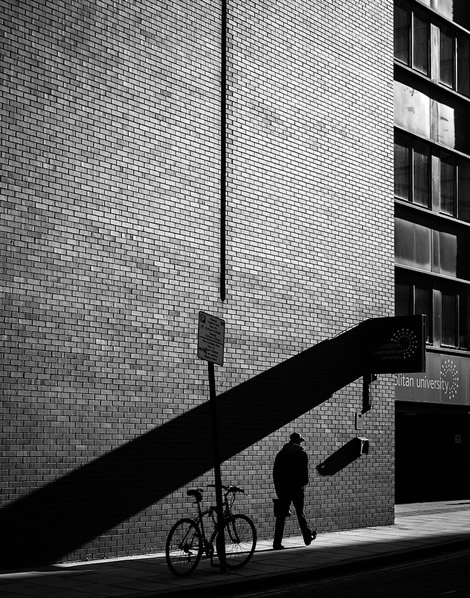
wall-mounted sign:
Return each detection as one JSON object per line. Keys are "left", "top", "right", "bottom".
{"left": 367, "top": 315, "right": 426, "bottom": 374}
{"left": 394, "top": 351, "right": 470, "bottom": 406}
{"left": 197, "top": 311, "right": 225, "bottom": 366}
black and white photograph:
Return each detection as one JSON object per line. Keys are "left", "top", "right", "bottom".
{"left": 2, "top": 0, "right": 470, "bottom": 595}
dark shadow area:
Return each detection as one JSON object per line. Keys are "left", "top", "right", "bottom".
{"left": 396, "top": 405, "right": 470, "bottom": 503}
{"left": 0, "top": 317, "right": 407, "bottom": 568}
{"left": 316, "top": 438, "right": 368, "bottom": 476}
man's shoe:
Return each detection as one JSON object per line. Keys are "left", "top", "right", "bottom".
{"left": 304, "top": 530, "right": 317, "bottom": 546}
{"left": 273, "top": 543, "right": 285, "bottom": 550}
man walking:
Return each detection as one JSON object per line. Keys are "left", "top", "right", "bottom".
{"left": 273, "top": 432, "right": 316, "bottom": 550}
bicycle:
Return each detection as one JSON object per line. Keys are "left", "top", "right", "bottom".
{"left": 165, "top": 484, "right": 257, "bottom": 577}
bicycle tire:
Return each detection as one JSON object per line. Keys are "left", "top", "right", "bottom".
{"left": 222, "top": 514, "right": 257, "bottom": 569}
{"left": 165, "top": 518, "right": 202, "bottom": 577}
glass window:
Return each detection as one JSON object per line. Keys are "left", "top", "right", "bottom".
{"left": 395, "top": 273, "right": 470, "bottom": 350}
{"left": 394, "top": 82, "right": 431, "bottom": 138}
{"left": 395, "top": 3, "right": 470, "bottom": 94}
{"left": 440, "top": 29, "right": 455, "bottom": 88}
{"left": 394, "top": 135, "right": 432, "bottom": 208}
{"left": 394, "top": 3, "right": 410, "bottom": 63}
{"left": 442, "top": 291, "right": 458, "bottom": 346}
{"left": 413, "top": 15, "right": 429, "bottom": 74}
{"left": 440, "top": 156, "right": 456, "bottom": 216}
{"left": 439, "top": 231, "right": 457, "bottom": 276}
{"left": 395, "top": 218, "right": 415, "bottom": 265}
{"left": 437, "top": 0, "right": 453, "bottom": 20}
{"left": 394, "top": 139, "right": 410, "bottom": 200}
{"left": 458, "top": 161, "right": 470, "bottom": 222}
{"left": 415, "top": 285, "right": 432, "bottom": 343}
{"left": 460, "top": 290, "right": 470, "bottom": 349}
{"left": 457, "top": 34, "right": 470, "bottom": 97}
{"left": 437, "top": 1, "right": 470, "bottom": 30}
{"left": 395, "top": 279, "right": 411, "bottom": 317}
{"left": 436, "top": 101, "right": 456, "bottom": 149}
{"left": 414, "top": 144, "right": 430, "bottom": 207}
{"left": 394, "top": 219, "right": 432, "bottom": 271}
{"left": 415, "top": 223, "right": 432, "bottom": 269}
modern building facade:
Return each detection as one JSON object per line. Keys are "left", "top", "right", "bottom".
{"left": 393, "top": 0, "right": 470, "bottom": 502}
{"left": 0, "top": 0, "right": 433, "bottom": 567}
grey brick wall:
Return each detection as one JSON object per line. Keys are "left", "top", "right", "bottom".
{"left": 1, "top": 0, "right": 394, "bottom": 565}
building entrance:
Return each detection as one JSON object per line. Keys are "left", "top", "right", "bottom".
{"left": 396, "top": 403, "right": 470, "bottom": 504}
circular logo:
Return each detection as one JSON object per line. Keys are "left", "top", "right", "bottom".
{"left": 390, "top": 328, "right": 418, "bottom": 359}
{"left": 440, "top": 359, "right": 459, "bottom": 400}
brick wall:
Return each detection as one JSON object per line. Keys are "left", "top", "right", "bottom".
{"left": 1, "top": 0, "right": 394, "bottom": 565}
{"left": 222, "top": 0, "right": 395, "bottom": 537}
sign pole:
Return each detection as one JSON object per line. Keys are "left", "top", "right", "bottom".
{"left": 208, "top": 361, "right": 226, "bottom": 572}
{"left": 197, "top": 311, "right": 226, "bottom": 572}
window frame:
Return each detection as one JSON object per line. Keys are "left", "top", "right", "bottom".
{"left": 439, "top": 25, "right": 456, "bottom": 89}
{"left": 395, "top": 132, "right": 470, "bottom": 224}
{"left": 439, "top": 151, "right": 457, "bottom": 217}
{"left": 394, "top": 133, "right": 431, "bottom": 208}
{"left": 394, "top": 0, "right": 470, "bottom": 98}
{"left": 441, "top": 288, "right": 459, "bottom": 347}
{"left": 440, "top": 284, "right": 470, "bottom": 350}
{"left": 395, "top": 269, "right": 470, "bottom": 351}
{"left": 412, "top": 10, "right": 431, "bottom": 75}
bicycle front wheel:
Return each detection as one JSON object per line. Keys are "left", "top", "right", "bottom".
{"left": 223, "top": 514, "right": 257, "bottom": 569}
{"left": 165, "top": 518, "right": 202, "bottom": 577}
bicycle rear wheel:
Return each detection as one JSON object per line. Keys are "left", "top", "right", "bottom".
{"left": 223, "top": 514, "right": 257, "bottom": 569}
{"left": 165, "top": 518, "right": 202, "bottom": 577}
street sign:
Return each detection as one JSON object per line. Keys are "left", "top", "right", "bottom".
{"left": 197, "top": 311, "right": 225, "bottom": 366}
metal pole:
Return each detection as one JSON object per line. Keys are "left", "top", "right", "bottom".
{"left": 208, "top": 362, "right": 226, "bottom": 572}
{"left": 220, "top": 0, "right": 227, "bottom": 303}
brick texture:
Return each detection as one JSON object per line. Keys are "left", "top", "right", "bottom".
{"left": 1, "top": 0, "right": 394, "bottom": 564}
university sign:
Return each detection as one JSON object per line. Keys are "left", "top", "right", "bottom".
{"left": 367, "top": 315, "right": 426, "bottom": 374}
{"left": 362, "top": 316, "right": 469, "bottom": 405}
{"left": 394, "top": 352, "right": 470, "bottom": 406}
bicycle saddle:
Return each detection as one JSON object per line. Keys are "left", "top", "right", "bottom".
{"left": 187, "top": 488, "right": 202, "bottom": 502}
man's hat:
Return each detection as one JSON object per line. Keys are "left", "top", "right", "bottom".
{"left": 290, "top": 432, "right": 306, "bottom": 444}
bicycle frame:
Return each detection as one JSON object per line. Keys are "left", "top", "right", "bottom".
{"left": 191, "top": 488, "right": 238, "bottom": 562}
{"left": 193, "top": 501, "right": 218, "bottom": 559}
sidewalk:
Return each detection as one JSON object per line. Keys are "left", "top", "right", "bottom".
{"left": 2, "top": 501, "right": 470, "bottom": 598}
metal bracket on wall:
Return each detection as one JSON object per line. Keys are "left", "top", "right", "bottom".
{"left": 355, "top": 411, "right": 362, "bottom": 430}
{"left": 362, "top": 372, "right": 377, "bottom": 413}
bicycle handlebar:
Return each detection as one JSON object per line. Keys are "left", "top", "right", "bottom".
{"left": 187, "top": 484, "right": 246, "bottom": 503}
{"left": 207, "top": 484, "right": 245, "bottom": 494}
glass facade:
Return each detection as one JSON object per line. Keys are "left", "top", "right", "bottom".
{"left": 394, "top": 0, "right": 470, "bottom": 354}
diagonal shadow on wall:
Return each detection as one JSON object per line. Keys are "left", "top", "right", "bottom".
{"left": 0, "top": 322, "right": 371, "bottom": 568}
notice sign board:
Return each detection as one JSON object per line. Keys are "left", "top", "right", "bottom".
{"left": 197, "top": 311, "right": 225, "bottom": 366}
